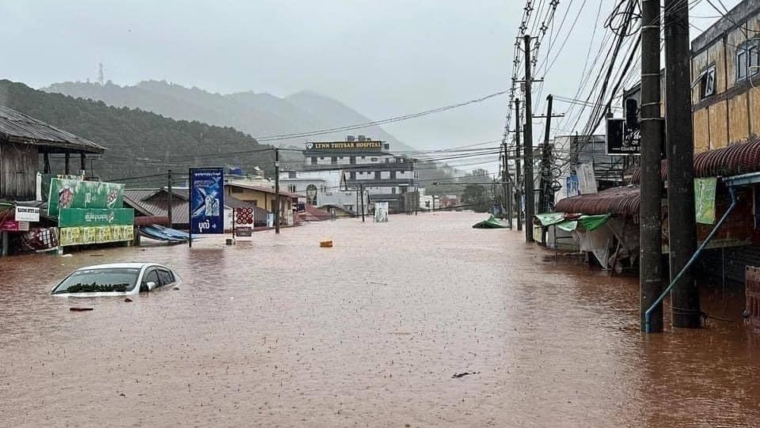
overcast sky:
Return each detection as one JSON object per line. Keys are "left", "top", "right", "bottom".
{"left": 0, "top": 0, "right": 739, "bottom": 173}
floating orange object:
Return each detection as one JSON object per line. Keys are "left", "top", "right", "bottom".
{"left": 320, "top": 240, "right": 333, "bottom": 248}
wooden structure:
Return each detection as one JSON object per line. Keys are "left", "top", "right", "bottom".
{"left": 691, "top": 1, "right": 760, "bottom": 152}
{"left": 0, "top": 106, "right": 105, "bottom": 200}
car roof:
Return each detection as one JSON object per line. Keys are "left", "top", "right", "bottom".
{"left": 74, "top": 263, "right": 165, "bottom": 270}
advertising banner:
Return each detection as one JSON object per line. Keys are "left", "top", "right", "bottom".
{"left": 189, "top": 168, "right": 224, "bottom": 234}
{"left": 305, "top": 141, "right": 382, "bottom": 151}
{"left": 59, "top": 225, "right": 134, "bottom": 247}
{"left": 694, "top": 177, "right": 717, "bottom": 225}
{"left": 59, "top": 208, "right": 135, "bottom": 228}
{"left": 48, "top": 178, "right": 125, "bottom": 216}
{"left": 0, "top": 220, "right": 30, "bottom": 232}
{"left": 15, "top": 206, "right": 40, "bottom": 222}
{"left": 235, "top": 207, "right": 254, "bottom": 237}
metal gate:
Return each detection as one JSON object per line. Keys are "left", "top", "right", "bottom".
{"left": 745, "top": 266, "right": 760, "bottom": 328}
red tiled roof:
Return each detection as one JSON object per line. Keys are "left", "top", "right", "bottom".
{"left": 554, "top": 186, "right": 641, "bottom": 218}
{"left": 630, "top": 137, "right": 760, "bottom": 184}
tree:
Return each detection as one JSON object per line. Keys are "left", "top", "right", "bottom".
{"left": 461, "top": 184, "right": 490, "bottom": 212}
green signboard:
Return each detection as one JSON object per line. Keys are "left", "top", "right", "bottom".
{"left": 59, "top": 208, "right": 134, "bottom": 228}
{"left": 48, "top": 179, "right": 125, "bottom": 216}
{"left": 695, "top": 177, "right": 717, "bottom": 225}
{"left": 59, "top": 225, "right": 134, "bottom": 247}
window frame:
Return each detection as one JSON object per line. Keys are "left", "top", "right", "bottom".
{"left": 700, "top": 65, "right": 716, "bottom": 99}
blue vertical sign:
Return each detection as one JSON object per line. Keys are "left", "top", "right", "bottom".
{"left": 189, "top": 168, "right": 224, "bottom": 235}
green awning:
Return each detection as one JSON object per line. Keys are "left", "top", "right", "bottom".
{"left": 472, "top": 215, "right": 507, "bottom": 229}
{"left": 555, "top": 213, "right": 611, "bottom": 233}
{"left": 535, "top": 212, "right": 567, "bottom": 226}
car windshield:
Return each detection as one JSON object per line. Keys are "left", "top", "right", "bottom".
{"left": 52, "top": 268, "right": 141, "bottom": 294}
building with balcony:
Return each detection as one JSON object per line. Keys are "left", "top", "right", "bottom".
{"left": 302, "top": 135, "right": 417, "bottom": 213}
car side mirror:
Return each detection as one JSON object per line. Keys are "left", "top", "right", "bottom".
{"left": 146, "top": 281, "right": 157, "bottom": 291}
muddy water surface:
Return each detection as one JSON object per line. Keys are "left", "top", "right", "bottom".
{"left": 1, "top": 212, "right": 758, "bottom": 427}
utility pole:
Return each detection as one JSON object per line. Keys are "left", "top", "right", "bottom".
{"left": 502, "top": 141, "right": 513, "bottom": 228}
{"left": 514, "top": 98, "right": 523, "bottom": 232}
{"left": 640, "top": 0, "right": 665, "bottom": 333}
{"left": 274, "top": 148, "right": 280, "bottom": 234}
{"left": 664, "top": 0, "right": 700, "bottom": 328}
{"left": 536, "top": 94, "right": 564, "bottom": 214}
{"left": 360, "top": 183, "right": 365, "bottom": 222}
{"left": 523, "top": 35, "right": 535, "bottom": 243}
{"left": 167, "top": 169, "right": 173, "bottom": 229}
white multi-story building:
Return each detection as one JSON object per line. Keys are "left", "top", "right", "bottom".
{"left": 279, "top": 170, "right": 367, "bottom": 214}
{"left": 302, "top": 136, "right": 417, "bottom": 213}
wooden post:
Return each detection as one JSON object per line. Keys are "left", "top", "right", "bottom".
{"left": 64, "top": 153, "right": 70, "bottom": 175}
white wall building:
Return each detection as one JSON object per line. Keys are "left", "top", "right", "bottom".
{"left": 279, "top": 170, "right": 367, "bottom": 214}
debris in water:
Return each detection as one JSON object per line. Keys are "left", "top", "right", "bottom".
{"left": 69, "top": 307, "right": 94, "bottom": 312}
{"left": 124, "top": 298, "right": 133, "bottom": 303}
{"left": 320, "top": 240, "right": 333, "bottom": 248}
{"left": 452, "top": 371, "right": 480, "bottom": 379}
{"left": 173, "top": 287, "right": 180, "bottom": 291}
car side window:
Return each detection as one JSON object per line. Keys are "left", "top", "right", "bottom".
{"left": 142, "top": 270, "right": 160, "bottom": 291}
{"left": 157, "top": 269, "right": 174, "bottom": 287}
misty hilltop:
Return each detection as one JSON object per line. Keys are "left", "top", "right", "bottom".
{"left": 43, "top": 80, "right": 418, "bottom": 153}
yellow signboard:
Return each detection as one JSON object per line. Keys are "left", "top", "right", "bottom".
{"left": 305, "top": 141, "right": 382, "bottom": 151}
{"left": 59, "top": 225, "right": 134, "bottom": 247}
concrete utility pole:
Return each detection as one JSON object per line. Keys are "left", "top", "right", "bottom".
{"left": 167, "top": 169, "right": 173, "bottom": 229}
{"left": 523, "top": 35, "right": 535, "bottom": 243}
{"left": 664, "top": 0, "right": 700, "bottom": 328}
{"left": 514, "top": 98, "right": 523, "bottom": 232}
{"left": 360, "top": 183, "right": 365, "bottom": 222}
{"left": 536, "top": 94, "right": 564, "bottom": 214}
{"left": 502, "top": 141, "right": 513, "bottom": 228}
{"left": 640, "top": 0, "right": 665, "bottom": 333}
{"left": 275, "top": 148, "right": 280, "bottom": 234}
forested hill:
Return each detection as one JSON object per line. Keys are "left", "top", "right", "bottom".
{"left": 0, "top": 80, "right": 275, "bottom": 186}
{"left": 44, "top": 80, "right": 419, "bottom": 153}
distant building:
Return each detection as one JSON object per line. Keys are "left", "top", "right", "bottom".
{"left": 279, "top": 170, "right": 367, "bottom": 215}
{"left": 552, "top": 135, "right": 627, "bottom": 205}
{"left": 302, "top": 135, "right": 417, "bottom": 213}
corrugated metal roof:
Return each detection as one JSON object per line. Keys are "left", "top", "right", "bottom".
{"left": 554, "top": 186, "right": 641, "bottom": 218}
{"left": 226, "top": 182, "right": 304, "bottom": 199}
{"left": 0, "top": 105, "right": 105, "bottom": 154}
{"left": 124, "top": 189, "right": 268, "bottom": 226}
{"left": 630, "top": 137, "right": 760, "bottom": 184}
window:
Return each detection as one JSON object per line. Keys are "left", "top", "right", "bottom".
{"left": 288, "top": 171, "right": 297, "bottom": 178}
{"left": 370, "top": 157, "right": 378, "bottom": 162}
{"left": 375, "top": 171, "right": 381, "bottom": 179}
{"left": 331, "top": 156, "right": 337, "bottom": 165}
{"left": 350, "top": 171, "right": 356, "bottom": 180}
{"left": 142, "top": 270, "right": 160, "bottom": 291}
{"left": 700, "top": 66, "right": 716, "bottom": 99}
{"left": 288, "top": 185, "right": 297, "bottom": 193}
{"left": 736, "top": 39, "right": 760, "bottom": 81}
{"left": 311, "top": 156, "right": 317, "bottom": 165}
{"left": 391, "top": 187, "right": 396, "bottom": 194}
{"left": 158, "top": 269, "right": 174, "bottom": 287}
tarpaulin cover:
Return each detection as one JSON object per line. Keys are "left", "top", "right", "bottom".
{"left": 556, "top": 214, "right": 611, "bottom": 233}
{"left": 472, "top": 215, "right": 507, "bottom": 229}
{"left": 535, "top": 212, "right": 567, "bottom": 226}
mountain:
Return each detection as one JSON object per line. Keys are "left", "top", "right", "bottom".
{"left": 0, "top": 80, "right": 275, "bottom": 184}
{"left": 43, "top": 80, "right": 419, "bottom": 153}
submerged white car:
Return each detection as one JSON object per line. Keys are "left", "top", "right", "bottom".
{"left": 51, "top": 263, "right": 180, "bottom": 297}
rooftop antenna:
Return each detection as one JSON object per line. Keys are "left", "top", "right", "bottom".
{"left": 98, "top": 63, "right": 104, "bottom": 86}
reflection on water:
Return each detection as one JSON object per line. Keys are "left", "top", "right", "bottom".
{"left": 0, "top": 212, "right": 758, "bottom": 427}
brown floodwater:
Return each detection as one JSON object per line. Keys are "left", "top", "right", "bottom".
{"left": 0, "top": 211, "right": 758, "bottom": 427}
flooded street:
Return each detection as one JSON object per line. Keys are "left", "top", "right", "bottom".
{"left": 1, "top": 211, "right": 759, "bottom": 427}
